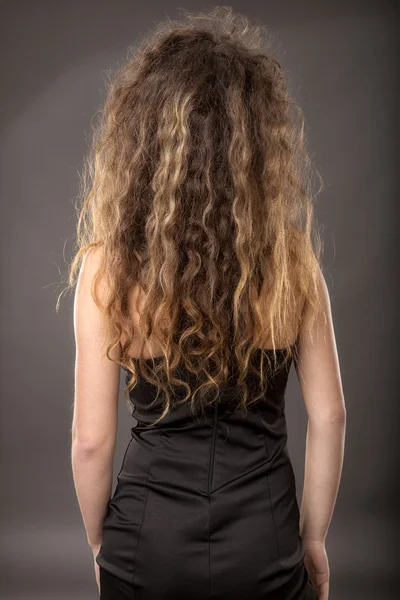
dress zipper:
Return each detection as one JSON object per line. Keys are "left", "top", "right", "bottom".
{"left": 207, "top": 397, "right": 219, "bottom": 494}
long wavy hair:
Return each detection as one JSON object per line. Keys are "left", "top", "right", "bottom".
{"left": 59, "top": 6, "right": 324, "bottom": 426}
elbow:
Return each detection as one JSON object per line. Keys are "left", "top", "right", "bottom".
{"left": 309, "top": 406, "right": 347, "bottom": 426}
{"left": 72, "top": 439, "right": 103, "bottom": 459}
{"left": 71, "top": 433, "right": 113, "bottom": 458}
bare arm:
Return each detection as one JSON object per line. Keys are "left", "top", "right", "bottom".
{"left": 71, "top": 246, "right": 121, "bottom": 549}
{"left": 295, "top": 266, "right": 346, "bottom": 546}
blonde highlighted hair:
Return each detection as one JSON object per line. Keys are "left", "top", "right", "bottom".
{"left": 59, "top": 7, "right": 324, "bottom": 426}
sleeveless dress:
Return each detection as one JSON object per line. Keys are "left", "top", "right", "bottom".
{"left": 95, "top": 346, "right": 317, "bottom": 600}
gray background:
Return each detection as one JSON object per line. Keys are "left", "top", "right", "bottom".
{"left": 1, "top": 1, "right": 398, "bottom": 598}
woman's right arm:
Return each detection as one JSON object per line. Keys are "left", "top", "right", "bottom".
{"left": 295, "top": 265, "right": 347, "bottom": 597}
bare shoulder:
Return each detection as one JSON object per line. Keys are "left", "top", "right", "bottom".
{"left": 74, "top": 244, "right": 120, "bottom": 359}
{"left": 77, "top": 244, "right": 104, "bottom": 286}
{"left": 295, "top": 264, "right": 346, "bottom": 421}
{"left": 75, "top": 244, "right": 110, "bottom": 310}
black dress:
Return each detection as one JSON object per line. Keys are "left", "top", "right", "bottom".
{"left": 95, "top": 346, "right": 317, "bottom": 600}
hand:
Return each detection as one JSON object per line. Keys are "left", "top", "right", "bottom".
{"left": 91, "top": 544, "right": 102, "bottom": 596}
{"left": 303, "top": 541, "right": 330, "bottom": 600}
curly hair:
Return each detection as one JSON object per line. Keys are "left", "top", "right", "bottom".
{"left": 59, "top": 6, "right": 324, "bottom": 426}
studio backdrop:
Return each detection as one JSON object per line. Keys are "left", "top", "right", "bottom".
{"left": 0, "top": 1, "right": 398, "bottom": 599}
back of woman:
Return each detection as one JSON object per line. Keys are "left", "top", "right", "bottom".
{"left": 67, "top": 7, "right": 346, "bottom": 600}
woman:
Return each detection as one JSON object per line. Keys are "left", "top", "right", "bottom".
{"left": 68, "top": 7, "right": 346, "bottom": 600}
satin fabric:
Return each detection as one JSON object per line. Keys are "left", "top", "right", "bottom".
{"left": 96, "top": 347, "right": 316, "bottom": 599}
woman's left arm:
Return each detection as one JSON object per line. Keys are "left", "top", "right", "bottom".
{"left": 71, "top": 246, "right": 120, "bottom": 551}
